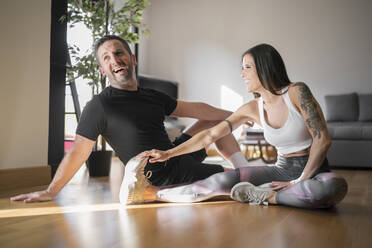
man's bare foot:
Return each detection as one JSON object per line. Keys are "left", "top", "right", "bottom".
{"left": 119, "top": 156, "right": 155, "bottom": 205}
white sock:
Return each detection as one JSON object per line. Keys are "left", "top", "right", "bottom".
{"left": 229, "top": 152, "right": 250, "bottom": 168}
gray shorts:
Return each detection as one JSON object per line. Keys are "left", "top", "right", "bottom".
{"left": 239, "top": 155, "right": 331, "bottom": 185}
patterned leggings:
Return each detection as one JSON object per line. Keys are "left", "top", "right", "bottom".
{"left": 157, "top": 155, "right": 348, "bottom": 208}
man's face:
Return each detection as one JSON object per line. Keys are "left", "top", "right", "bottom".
{"left": 97, "top": 39, "right": 137, "bottom": 90}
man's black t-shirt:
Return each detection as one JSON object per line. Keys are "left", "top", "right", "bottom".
{"left": 76, "top": 86, "right": 177, "bottom": 165}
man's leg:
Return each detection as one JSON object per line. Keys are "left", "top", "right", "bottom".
{"left": 121, "top": 157, "right": 287, "bottom": 204}
{"left": 180, "top": 120, "right": 249, "bottom": 168}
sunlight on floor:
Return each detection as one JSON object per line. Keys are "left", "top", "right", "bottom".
{"left": 0, "top": 203, "right": 122, "bottom": 218}
{"left": 0, "top": 201, "right": 234, "bottom": 219}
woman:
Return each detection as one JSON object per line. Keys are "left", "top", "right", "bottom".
{"left": 121, "top": 44, "right": 347, "bottom": 208}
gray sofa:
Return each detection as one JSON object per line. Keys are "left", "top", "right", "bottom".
{"left": 325, "top": 93, "right": 372, "bottom": 168}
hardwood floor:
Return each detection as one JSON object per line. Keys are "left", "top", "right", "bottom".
{"left": 0, "top": 158, "right": 371, "bottom": 248}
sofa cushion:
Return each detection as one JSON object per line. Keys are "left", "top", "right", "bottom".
{"left": 325, "top": 93, "right": 358, "bottom": 122}
{"left": 359, "top": 94, "right": 372, "bottom": 121}
{"left": 363, "top": 125, "right": 372, "bottom": 139}
{"left": 327, "top": 122, "right": 372, "bottom": 140}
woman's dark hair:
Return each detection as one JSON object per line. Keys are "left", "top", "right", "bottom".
{"left": 242, "top": 44, "right": 291, "bottom": 95}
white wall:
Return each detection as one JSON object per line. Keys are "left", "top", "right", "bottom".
{"left": 0, "top": 0, "right": 51, "bottom": 169}
{"left": 139, "top": 0, "right": 372, "bottom": 121}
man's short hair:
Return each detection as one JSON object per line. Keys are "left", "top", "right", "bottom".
{"left": 94, "top": 35, "right": 132, "bottom": 63}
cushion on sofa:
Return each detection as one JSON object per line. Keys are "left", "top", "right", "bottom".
{"left": 359, "top": 94, "right": 372, "bottom": 121}
{"left": 325, "top": 93, "right": 358, "bottom": 122}
{"left": 362, "top": 125, "right": 372, "bottom": 139}
{"left": 327, "top": 122, "right": 372, "bottom": 140}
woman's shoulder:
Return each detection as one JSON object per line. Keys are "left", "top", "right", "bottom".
{"left": 286, "top": 82, "right": 315, "bottom": 110}
{"left": 234, "top": 98, "right": 260, "bottom": 123}
{"left": 237, "top": 98, "right": 260, "bottom": 118}
{"left": 243, "top": 97, "right": 260, "bottom": 109}
{"left": 287, "top": 82, "right": 312, "bottom": 95}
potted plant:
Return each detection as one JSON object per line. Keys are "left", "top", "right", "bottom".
{"left": 64, "top": 0, "right": 149, "bottom": 176}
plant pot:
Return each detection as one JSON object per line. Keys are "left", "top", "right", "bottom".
{"left": 86, "top": 150, "right": 113, "bottom": 177}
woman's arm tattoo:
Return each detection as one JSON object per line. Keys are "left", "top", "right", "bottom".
{"left": 293, "top": 82, "right": 324, "bottom": 139}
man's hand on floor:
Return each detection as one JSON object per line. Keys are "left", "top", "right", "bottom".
{"left": 10, "top": 190, "right": 54, "bottom": 203}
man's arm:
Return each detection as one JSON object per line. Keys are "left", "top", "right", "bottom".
{"left": 170, "top": 101, "right": 233, "bottom": 120}
{"left": 10, "top": 135, "right": 95, "bottom": 203}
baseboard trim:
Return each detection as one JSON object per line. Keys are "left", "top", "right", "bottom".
{"left": 0, "top": 166, "right": 51, "bottom": 191}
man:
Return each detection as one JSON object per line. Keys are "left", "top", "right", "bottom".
{"left": 11, "top": 35, "right": 249, "bottom": 203}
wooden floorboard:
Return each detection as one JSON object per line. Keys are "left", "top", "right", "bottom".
{"left": 0, "top": 159, "right": 371, "bottom": 248}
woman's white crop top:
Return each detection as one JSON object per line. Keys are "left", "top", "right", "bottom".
{"left": 258, "top": 87, "right": 312, "bottom": 155}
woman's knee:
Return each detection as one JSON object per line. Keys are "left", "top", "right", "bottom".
{"left": 305, "top": 174, "right": 348, "bottom": 208}
{"left": 323, "top": 176, "right": 348, "bottom": 206}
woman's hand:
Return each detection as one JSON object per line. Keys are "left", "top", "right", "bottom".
{"left": 10, "top": 190, "right": 54, "bottom": 203}
{"left": 137, "top": 149, "right": 170, "bottom": 163}
{"left": 269, "top": 181, "right": 293, "bottom": 191}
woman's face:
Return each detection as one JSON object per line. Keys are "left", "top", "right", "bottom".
{"left": 241, "top": 54, "right": 261, "bottom": 93}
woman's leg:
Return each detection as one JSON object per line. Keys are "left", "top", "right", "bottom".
{"left": 275, "top": 172, "right": 348, "bottom": 208}
{"left": 155, "top": 165, "right": 289, "bottom": 203}
{"left": 155, "top": 169, "right": 241, "bottom": 202}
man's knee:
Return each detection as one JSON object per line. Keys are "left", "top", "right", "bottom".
{"left": 173, "top": 133, "right": 192, "bottom": 146}
{"left": 173, "top": 133, "right": 207, "bottom": 162}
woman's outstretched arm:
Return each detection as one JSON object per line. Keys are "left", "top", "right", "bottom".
{"left": 138, "top": 101, "right": 258, "bottom": 163}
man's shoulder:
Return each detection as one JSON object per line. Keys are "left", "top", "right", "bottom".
{"left": 97, "top": 86, "right": 111, "bottom": 97}
{"left": 86, "top": 94, "right": 102, "bottom": 106}
{"left": 92, "top": 87, "right": 115, "bottom": 106}
{"left": 82, "top": 94, "right": 105, "bottom": 114}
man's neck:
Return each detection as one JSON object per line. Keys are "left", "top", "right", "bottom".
{"left": 109, "top": 78, "right": 138, "bottom": 91}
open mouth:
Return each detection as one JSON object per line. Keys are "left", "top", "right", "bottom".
{"left": 113, "top": 66, "right": 128, "bottom": 74}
